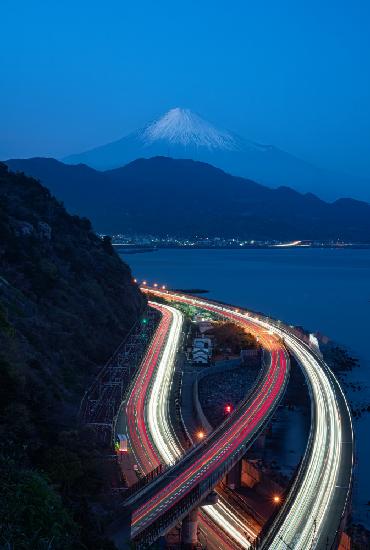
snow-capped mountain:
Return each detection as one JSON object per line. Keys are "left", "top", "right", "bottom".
{"left": 142, "top": 107, "right": 238, "bottom": 149}
{"left": 63, "top": 108, "right": 367, "bottom": 201}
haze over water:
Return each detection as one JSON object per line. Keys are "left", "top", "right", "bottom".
{"left": 121, "top": 247, "right": 370, "bottom": 527}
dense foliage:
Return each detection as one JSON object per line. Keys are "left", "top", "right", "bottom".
{"left": 0, "top": 163, "right": 145, "bottom": 548}
{"left": 207, "top": 321, "right": 258, "bottom": 355}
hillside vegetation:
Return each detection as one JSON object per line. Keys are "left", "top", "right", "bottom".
{"left": 0, "top": 162, "right": 145, "bottom": 548}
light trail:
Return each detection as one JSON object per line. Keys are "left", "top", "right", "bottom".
{"left": 123, "top": 302, "right": 251, "bottom": 548}
{"left": 146, "top": 303, "right": 183, "bottom": 466}
{"left": 143, "top": 288, "right": 353, "bottom": 549}
{"left": 145, "top": 303, "right": 256, "bottom": 547}
{"left": 128, "top": 295, "right": 288, "bottom": 545}
{"left": 124, "top": 310, "right": 170, "bottom": 473}
{"left": 257, "top": 327, "right": 352, "bottom": 549}
{"left": 122, "top": 301, "right": 277, "bottom": 547}
{"left": 131, "top": 348, "right": 285, "bottom": 531}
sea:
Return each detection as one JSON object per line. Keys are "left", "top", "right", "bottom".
{"left": 120, "top": 248, "right": 370, "bottom": 527}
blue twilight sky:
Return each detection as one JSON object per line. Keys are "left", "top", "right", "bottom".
{"left": 1, "top": 0, "right": 370, "bottom": 183}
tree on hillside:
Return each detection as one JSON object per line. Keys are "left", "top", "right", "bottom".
{"left": 207, "top": 322, "right": 258, "bottom": 355}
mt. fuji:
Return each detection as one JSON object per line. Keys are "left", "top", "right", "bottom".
{"left": 64, "top": 108, "right": 367, "bottom": 201}
{"left": 142, "top": 108, "right": 238, "bottom": 149}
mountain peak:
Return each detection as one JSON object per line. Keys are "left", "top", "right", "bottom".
{"left": 141, "top": 107, "right": 238, "bottom": 150}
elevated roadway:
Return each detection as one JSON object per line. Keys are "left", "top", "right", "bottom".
{"left": 143, "top": 288, "right": 353, "bottom": 550}
{"left": 114, "top": 297, "right": 289, "bottom": 547}
{"left": 119, "top": 302, "right": 251, "bottom": 548}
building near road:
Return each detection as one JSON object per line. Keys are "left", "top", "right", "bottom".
{"left": 192, "top": 336, "right": 212, "bottom": 364}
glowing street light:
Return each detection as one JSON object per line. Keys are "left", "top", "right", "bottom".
{"left": 196, "top": 430, "right": 205, "bottom": 440}
{"left": 142, "top": 280, "right": 147, "bottom": 285}
{"left": 154, "top": 283, "right": 158, "bottom": 287}
{"left": 273, "top": 495, "right": 281, "bottom": 504}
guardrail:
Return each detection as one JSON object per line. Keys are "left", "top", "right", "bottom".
{"left": 120, "top": 348, "right": 289, "bottom": 547}
{"left": 132, "top": 386, "right": 288, "bottom": 548}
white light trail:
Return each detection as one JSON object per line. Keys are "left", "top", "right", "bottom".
{"left": 145, "top": 290, "right": 352, "bottom": 549}
{"left": 147, "top": 304, "right": 183, "bottom": 465}
{"left": 147, "top": 302, "right": 254, "bottom": 548}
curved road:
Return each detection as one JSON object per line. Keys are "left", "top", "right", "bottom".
{"left": 129, "top": 302, "right": 261, "bottom": 548}
{"left": 122, "top": 302, "right": 249, "bottom": 548}
{"left": 117, "top": 298, "right": 289, "bottom": 547}
{"left": 143, "top": 288, "right": 353, "bottom": 550}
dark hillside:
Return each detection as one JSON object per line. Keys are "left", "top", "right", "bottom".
{"left": 0, "top": 162, "right": 145, "bottom": 548}
{"left": 6, "top": 156, "right": 370, "bottom": 241}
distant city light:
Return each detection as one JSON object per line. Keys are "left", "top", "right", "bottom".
{"left": 197, "top": 430, "right": 205, "bottom": 440}
{"left": 225, "top": 404, "right": 232, "bottom": 414}
{"left": 273, "top": 495, "right": 281, "bottom": 504}
{"left": 154, "top": 283, "right": 158, "bottom": 287}
{"left": 162, "top": 285, "right": 166, "bottom": 290}
{"left": 133, "top": 278, "right": 137, "bottom": 283}
{"left": 142, "top": 280, "right": 147, "bottom": 285}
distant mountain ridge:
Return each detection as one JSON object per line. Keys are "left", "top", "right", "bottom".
{"left": 63, "top": 107, "right": 369, "bottom": 201}
{"left": 5, "top": 156, "right": 370, "bottom": 242}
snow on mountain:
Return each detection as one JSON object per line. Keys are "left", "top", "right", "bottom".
{"left": 141, "top": 107, "right": 238, "bottom": 150}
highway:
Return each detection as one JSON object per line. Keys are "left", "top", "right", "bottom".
{"left": 124, "top": 303, "right": 174, "bottom": 474}
{"left": 257, "top": 325, "right": 353, "bottom": 549}
{"left": 120, "top": 296, "right": 289, "bottom": 546}
{"left": 143, "top": 303, "right": 259, "bottom": 548}
{"left": 120, "top": 302, "right": 261, "bottom": 548}
{"left": 142, "top": 288, "right": 353, "bottom": 550}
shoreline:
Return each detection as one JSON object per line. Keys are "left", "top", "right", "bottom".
{"left": 117, "top": 243, "right": 370, "bottom": 252}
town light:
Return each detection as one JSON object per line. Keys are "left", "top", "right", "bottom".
{"left": 162, "top": 285, "right": 166, "bottom": 290}
{"left": 197, "top": 430, "right": 205, "bottom": 440}
{"left": 133, "top": 278, "right": 137, "bottom": 283}
{"left": 273, "top": 495, "right": 281, "bottom": 504}
{"left": 142, "top": 280, "right": 147, "bottom": 285}
{"left": 154, "top": 283, "right": 158, "bottom": 287}
{"left": 225, "top": 404, "right": 232, "bottom": 414}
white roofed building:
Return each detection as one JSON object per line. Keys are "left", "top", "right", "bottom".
{"left": 192, "top": 336, "right": 213, "bottom": 365}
